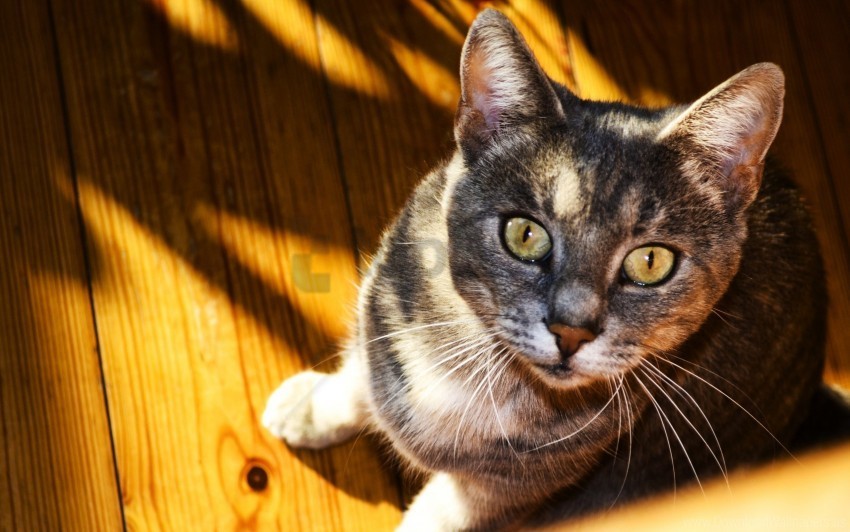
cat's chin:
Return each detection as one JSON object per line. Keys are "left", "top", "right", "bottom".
{"left": 529, "top": 361, "right": 597, "bottom": 389}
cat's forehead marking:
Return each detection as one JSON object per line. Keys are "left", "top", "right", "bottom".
{"left": 552, "top": 166, "right": 585, "bottom": 219}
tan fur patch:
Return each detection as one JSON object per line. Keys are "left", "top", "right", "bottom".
{"left": 552, "top": 166, "right": 583, "bottom": 218}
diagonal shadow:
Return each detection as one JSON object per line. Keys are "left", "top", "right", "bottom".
{"left": 44, "top": 0, "right": 471, "bottom": 509}
{"left": 25, "top": 0, "right": 850, "bottom": 521}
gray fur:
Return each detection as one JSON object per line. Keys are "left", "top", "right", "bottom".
{"left": 264, "top": 9, "right": 849, "bottom": 529}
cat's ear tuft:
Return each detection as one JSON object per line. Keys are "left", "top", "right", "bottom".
{"left": 657, "top": 63, "right": 785, "bottom": 211}
{"left": 455, "top": 9, "right": 564, "bottom": 159}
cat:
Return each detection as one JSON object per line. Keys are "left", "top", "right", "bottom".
{"left": 262, "top": 8, "right": 849, "bottom": 530}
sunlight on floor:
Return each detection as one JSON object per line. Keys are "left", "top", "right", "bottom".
{"left": 144, "top": 0, "right": 240, "bottom": 50}
{"left": 247, "top": 0, "right": 392, "bottom": 98}
{"left": 193, "top": 201, "right": 358, "bottom": 340}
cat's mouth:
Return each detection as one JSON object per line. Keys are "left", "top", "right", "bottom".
{"left": 528, "top": 357, "right": 600, "bottom": 389}
{"left": 533, "top": 361, "right": 573, "bottom": 377}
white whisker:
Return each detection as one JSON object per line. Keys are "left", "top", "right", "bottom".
{"left": 409, "top": 333, "right": 504, "bottom": 411}
{"left": 526, "top": 377, "right": 622, "bottom": 452}
{"left": 654, "top": 355, "right": 797, "bottom": 463}
{"left": 641, "top": 361, "right": 729, "bottom": 482}
{"left": 486, "top": 347, "right": 520, "bottom": 460}
{"left": 453, "top": 345, "right": 510, "bottom": 459}
{"left": 365, "top": 318, "right": 484, "bottom": 345}
{"left": 639, "top": 364, "right": 729, "bottom": 490}
{"left": 632, "top": 371, "right": 678, "bottom": 499}
{"left": 633, "top": 370, "right": 705, "bottom": 496}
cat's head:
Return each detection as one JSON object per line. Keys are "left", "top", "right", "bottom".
{"left": 445, "top": 10, "right": 784, "bottom": 389}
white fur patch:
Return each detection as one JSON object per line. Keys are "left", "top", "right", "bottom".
{"left": 552, "top": 166, "right": 584, "bottom": 218}
{"left": 262, "top": 365, "right": 368, "bottom": 449}
{"left": 397, "top": 473, "right": 473, "bottom": 531}
{"left": 440, "top": 151, "right": 467, "bottom": 219}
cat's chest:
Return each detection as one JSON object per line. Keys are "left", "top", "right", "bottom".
{"left": 407, "top": 372, "right": 523, "bottom": 439}
{"left": 376, "top": 373, "right": 603, "bottom": 481}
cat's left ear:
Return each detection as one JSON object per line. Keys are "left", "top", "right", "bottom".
{"left": 657, "top": 63, "right": 784, "bottom": 211}
{"left": 455, "top": 9, "right": 565, "bottom": 160}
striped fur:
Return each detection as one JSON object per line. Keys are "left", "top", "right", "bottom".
{"left": 263, "top": 9, "right": 845, "bottom": 529}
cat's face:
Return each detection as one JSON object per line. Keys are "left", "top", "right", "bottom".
{"left": 446, "top": 116, "right": 748, "bottom": 389}
{"left": 444, "top": 12, "right": 781, "bottom": 389}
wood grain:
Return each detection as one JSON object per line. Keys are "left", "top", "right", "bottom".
{"left": 1, "top": 0, "right": 849, "bottom": 529}
{"left": 0, "top": 1, "right": 123, "bottom": 530}
{"left": 49, "top": 0, "right": 400, "bottom": 528}
{"left": 787, "top": 0, "right": 850, "bottom": 246}
{"left": 311, "top": 0, "right": 461, "bottom": 256}
{"left": 786, "top": 0, "right": 850, "bottom": 386}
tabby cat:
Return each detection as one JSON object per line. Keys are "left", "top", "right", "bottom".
{"left": 263, "top": 9, "right": 845, "bottom": 530}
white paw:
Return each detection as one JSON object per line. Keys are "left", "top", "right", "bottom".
{"left": 262, "top": 371, "right": 357, "bottom": 449}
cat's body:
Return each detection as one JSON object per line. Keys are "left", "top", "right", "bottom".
{"left": 263, "top": 10, "right": 847, "bottom": 530}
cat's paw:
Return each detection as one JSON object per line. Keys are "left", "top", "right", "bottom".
{"left": 396, "top": 473, "right": 476, "bottom": 532}
{"left": 262, "top": 370, "right": 361, "bottom": 449}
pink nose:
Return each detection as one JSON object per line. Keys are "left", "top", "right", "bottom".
{"left": 548, "top": 324, "right": 596, "bottom": 358}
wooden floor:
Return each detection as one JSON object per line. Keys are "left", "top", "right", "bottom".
{"left": 1, "top": 0, "right": 849, "bottom": 530}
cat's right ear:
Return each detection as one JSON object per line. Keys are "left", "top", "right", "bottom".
{"left": 657, "top": 63, "right": 785, "bottom": 212}
{"left": 455, "top": 9, "right": 565, "bottom": 160}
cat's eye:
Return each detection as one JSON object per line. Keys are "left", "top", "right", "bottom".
{"left": 622, "top": 245, "right": 676, "bottom": 286}
{"left": 503, "top": 217, "right": 552, "bottom": 262}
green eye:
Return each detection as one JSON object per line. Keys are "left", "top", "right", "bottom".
{"left": 622, "top": 245, "right": 676, "bottom": 286}
{"left": 503, "top": 217, "right": 552, "bottom": 262}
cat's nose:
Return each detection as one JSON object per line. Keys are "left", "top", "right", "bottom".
{"left": 548, "top": 323, "right": 596, "bottom": 358}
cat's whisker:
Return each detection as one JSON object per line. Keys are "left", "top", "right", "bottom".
{"left": 492, "top": 350, "right": 519, "bottom": 399}
{"left": 378, "top": 333, "right": 485, "bottom": 410}
{"left": 364, "top": 318, "right": 486, "bottom": 345}
{"left": 393, "top": 330, "right": 502, "bottom": 411}
{"left": 661, "top": 351, "right": 767, "bottom": 418}
{"left": 616, "top": 376, "right": 636, "bottom": 505}
{"left": 526, "top": 377, "right": 623, "bottom": 453}
{"left": 634, "top": 369, "right": 707, "bottom": 496}
{"left": 418, "top": 330, "right": 502, "bottom": 373}
{"left": 631, "top": 370, "right": 679, "bottom": 499}
{"left": 641, "top": 360, "right": 729, "bottom": 481}
{"left": 410, "top": 333, "right": 504, "bottom": 412}
{"left": 303, "top": 351, "right": 346, "bottom": 372}
{"left": 710, "top": 307, "right": 744, "bottom": 321}
{"left": 485, "top": 346, "right": 521, "bottom": 461}
{"left": 610, "top": 376, "right": 622, "bottom": 461}
{"left": 638, "top": 364, "right": 729, "bottom": 489}
{"left": 709, "top": 308, "right": 739, "bottom": 330}
{"left": 453, "top": 345, "right": 509, "bottom": 460}
{"left": 653, "top": 355, "right": 798, "bottom": 463}
{"left": 607, "top": 375, "right": 631, "bottom": 509}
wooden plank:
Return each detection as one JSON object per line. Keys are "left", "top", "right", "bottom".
{"left": 229, "top": 0, "right": 404, "bottom": 526}
{"left": 310, "top": 0, "right": 460, "bottom": 255}
{"left": 785, "top": 0, "right": 850, "bottom": 386}
{"left": 50, "top": 0, "right": 400, "bottom": 528}
{"left": 784, "top": 0, "right": 850, "bottom": 233}
{"left": 0, "top": 1, "right": 123, "bottom": 530}
{"left": 559, "top": 0, "right": 850, "bottom": 388}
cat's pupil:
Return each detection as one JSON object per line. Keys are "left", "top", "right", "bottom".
{"left": 647, "top": 250, "right": 655, "bottom": 270}
{"left": 522, "top": 225, "right": 532, "bottom": 243}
